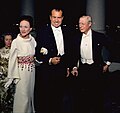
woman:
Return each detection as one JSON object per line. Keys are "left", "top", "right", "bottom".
{"left": 5, "top": 15, "right": 37, "bottom": 113}
{"left": 0, "top": 33, "right": 14, "bottom": 113}
{"left": 0, "top": 33, "right": 13, "bottom": 75}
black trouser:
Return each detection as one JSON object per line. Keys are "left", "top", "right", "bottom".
{"left": 34, "top": 66, "right": 66, "bottom": 113}
{"left": 74, "top": 63, "right": 105, "bottom": 113}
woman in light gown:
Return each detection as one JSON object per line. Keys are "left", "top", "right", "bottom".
{"left": 5, "top": 15, "right": 37, "bottom": 113}
{"left": 0, "top": 33, "right": 14, "bottom": 113}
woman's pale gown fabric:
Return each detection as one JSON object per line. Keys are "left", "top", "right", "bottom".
{"left": 7, "top": 34, "right": 36, "bottom": 113}
{"left": 0, "top": 46, "right": 10, "bottom": 75}
{"left": 0, "top": 46, "right": 15, "bottom": 113}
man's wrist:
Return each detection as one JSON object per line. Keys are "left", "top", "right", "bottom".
{"left": 49, "top": 58, "right": 52, "bottom": 65}
{"left": 73, "top": 67, "right": 77, "bottom": 70}
{"left": 106, "top": 61, "right": 111, "bottom": 66}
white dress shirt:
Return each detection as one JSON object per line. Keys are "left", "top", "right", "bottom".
{"left": 80, "top": 29, "right": 94, "bottom": 64}
{"left": 51, "top": 25, "right": 64, "bottom": 56}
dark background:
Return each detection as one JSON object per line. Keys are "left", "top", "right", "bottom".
{"left": 0, "top": 1, "right": 120, "bottom": 112}
{"left": 0, "top": 0, "right": 119, "bottom": 34}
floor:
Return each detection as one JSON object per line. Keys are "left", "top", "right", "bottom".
{"left": 104, "top": 71, "right": 120, "bottom": 113}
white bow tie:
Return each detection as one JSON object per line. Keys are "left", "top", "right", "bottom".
{"left": 55, "top": 27, "right": 61, "bottom": 31}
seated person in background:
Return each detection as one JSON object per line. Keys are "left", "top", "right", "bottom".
{"left": 0, "top": 32, "right": 14, "bottom": 113}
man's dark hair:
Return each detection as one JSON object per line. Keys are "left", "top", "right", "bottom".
{"left": 49, "top": 7, "right": 64, "bottom": 17}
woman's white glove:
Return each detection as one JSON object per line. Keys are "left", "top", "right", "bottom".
{"left": 14, "top": 79, "right": 20, "bottom": 84}
{"left": 4, "top": 78, "right": 13, "bottom": 88}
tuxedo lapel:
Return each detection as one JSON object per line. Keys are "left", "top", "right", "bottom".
{"left": 91, "top": 30, "right": 103, "bottom": 63}
{"left": 48, "top": 25, "right": 58, "bottom": 54}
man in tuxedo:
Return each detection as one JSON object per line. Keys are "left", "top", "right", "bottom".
{"left": 34, "top": 7, "right": 74, "bottom": 113}
{"left": 70, "top": 16, "right": 112, "bottom": 113}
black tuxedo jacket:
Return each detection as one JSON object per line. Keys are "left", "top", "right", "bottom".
{"left": 70, "top": 30, "right": 111, "bottom": 68}
{"left": 35, "top": 24, "right": 73, "bottom": 77}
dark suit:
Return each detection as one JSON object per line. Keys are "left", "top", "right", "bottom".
{"left": 71, "top": 30, "right": 111, "bottom": 113}
{"left": 35, "top": 24, "right": 73, "bottom": 113}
